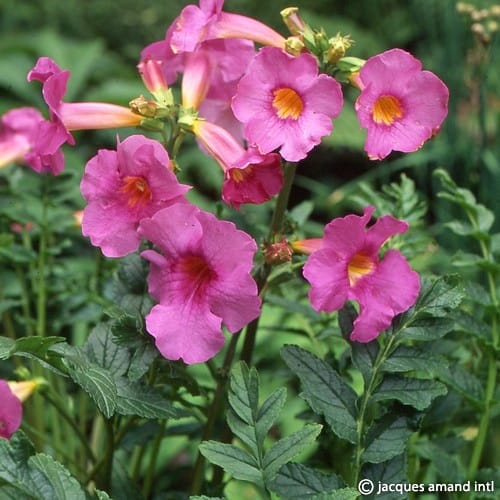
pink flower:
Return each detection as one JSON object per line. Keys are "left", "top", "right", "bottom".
{"left": 80, "top": 135, "right": 190, "bottom": 257}
{"left": 303, "top": 206, "right": 420, "bottom": 342}
{"left": 27, "top": 57, "right": 141, "bottom": 174}
{"left": 355, "top": 48, "right": 449, "bottom": 160}
{"left": 0, "top": 107, "right": 45, "bottom": 170}
{"left": 141, "top": 36, "right": 254, "bottom": 137}
{"left": 232, "top": 47, "right": 343, "bottom": 162}
{"left": 192, "top": 119, "right": 283, "bottom": 209}
{"left": 170, "top": 0, "right": 285, "bottom": 53}
{"left": 139, "top": 203, "right": 261, "bottom": 364}
{"left": 0, "top": 380, "right": 22, "bottom": 440}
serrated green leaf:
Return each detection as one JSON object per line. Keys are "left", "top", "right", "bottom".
{"left": 414, "top": 275, "right": 465, "bottom": 317}
{"left": 268, "top": 462, "right": 344, "bottom": 499}
{"left": 94, "top": 490, "right": 112, "bottom": 500}
{"left": 199, "top": 442, "right": 262, "bottom": 485}
{"left": 263, "top": 424, "right": 322, "bottom": 481}
{"left": 0, "top": 337, "right": 14, "bottom": 360}
{"left": 28, "top": 454, "right": 86, "bottom": 500}
{"left": 351, "top": 341, "right": 379, "bottom": 385}
{"left": 0, "top": 433, "right": 85, "bottom": 500}
{"left": 84, "top": 323, "right": 130, "bottom": 377}
{"left": 256, "top": 388, "right": 287, "bottom": 448}
{"left": 228, "top": 363, "right": 259, "bottom": 427}
{"left": 437, "top": 365, "right": 484, "bottom": 406}
{"left": 381, "top": 346, "right": 447, "bottom": 374}
{"left": 363, "top": 454, "right": 407, "bottom": 500}
{"left": 398, "top": 316, "right": 455, "bottom": 341}
{"left": 373, "top": 376, "right": 447, "bottom": 410}
{"left": 281, "top": 345, "right": 358, "bottom": 443}
{"left": 63, "top": 348, "right": 117, "bottom": 418}
{"left": 127, "top": 342, "right": 158, "bottom": 381}
{"left": 362, "top": 417, "right": 413, "bottom": 464}
{"left": 114, "top": 377, "right": 182, "bottom": 419}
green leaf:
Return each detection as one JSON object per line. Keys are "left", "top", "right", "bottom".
{"left": 263, "top": 424, "right": 322, "bottom": 481}
{"left": 351, "top": 341, "right": 379, "bottom": 385}
{"left": 373, "top": 376, "right": 447, "bottom": 410}
{"left": 84, "top": 323, "right": 130, "bottom": 377}
{"left": 414, "top": 275, "right": 465, "bottom": 317}
{"left": 27, "top": 454, "right": 86, "bottom": 500}
{"left": 115, "top": 377, "right": 182, "bottom": 419}
{"left": 268, "top": 463, "right": 345, "bottom": 499}
{"left": 398, "top": 317, "right": 455, "bottom": 341}
{"left": 413, "top": 440, "right": 465, "bottom": 483}
{"left": 281, "top": 345, "right": 358, "bottom": 443}
{"left": 198, "top": 442, "right": 262, "bottom": 485}
{"left": 362, "top": 454, "right": 407, "bottom": 500}
{"left": 381, "top": 346, "right": 447, "bottom": 374}
{"left": 63, "top": 347, "right": 117, "bottom": 418}
{"left": 227, "top": 362, "right": 286, "bottom": 459}
{"left": 362, "top": 417, "right": 413, "bottom": 464}
{"left": 437, "top": 365, "right": 484, "bottom": 406}
{"left": 0, "top": 432, "right": 85, "bottom": 500}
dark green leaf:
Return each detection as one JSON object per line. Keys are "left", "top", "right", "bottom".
{"left": 398, "top": 316, "right": 455, "bottom": 341}
{"left": 362, "top": 455, "right": 407, "bottom": 500}
{"left": 84, "top": 323, "right": 130, "bottom": 377}
{"left": 63, "top": 348, "right": 117, "bottom": 418}
{"left": 437, "top": 365, "right": 484, "bottom": 406}
{"left": 338, "top": 302, "right": 357, "bottom": 340}
{"left": 311, "top": 490, "right": 359, "bottom": 500}
{"left": 198, "top": 442, "right": 262, "bottom": 485}
{"left": 414, "top": 275, "right": 464, "bottom": 317}
{"left": 268, "top": 462, "right": 345, "bottom": 499}
{"left": 115, "top": 377, "right": 182, "bottom": 419}
{"left": 0, "top": 432, "right": 85, "bottom": 500}
{"left": 263, "top": 424, "right": 322, "bottom": 481}
{"left": 362, "top": 417, "right": 413, "bottom": 464}
{"left": 413, "top": 440, "right": 465, "bottom": 483}
{"left": 281, "top": 345, "right": 358, "bottom": 443}
{"left": 351, "top": 341, "right": 379, "bottom": 385}
{"left": 381, "top": 346, "right": 447, "bottom": 374}
{"left": 373, "top": 376, "right": 447, "bottom": 410}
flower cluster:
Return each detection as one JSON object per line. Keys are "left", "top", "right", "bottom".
{"left": 0, "top": 0, "right": 450, "bottom": 364}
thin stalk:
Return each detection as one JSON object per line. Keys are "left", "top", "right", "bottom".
{"left": 142, "top": 419, "right": 168, "bottom": 498}
{"left": 42, "top": 391, "right": 96, "bottom": 463}
{"left": 352, "top": 336, "right": 397, "bottom": 486}
{"left": 240, "top": 161, "right": 298, "bottom": 364}
{"left": 466, "top": 210, "right": 499, "bottom": 479}
{"left": 98, "top": 417, "right": 115, "bottom": 492}
{"left": 190, "top": 331, "right": 241, "bottom": 495}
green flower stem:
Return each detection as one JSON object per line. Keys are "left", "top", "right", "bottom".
{"left": 352, "top": 335, "right": 397, "bottom": 486}
{"left": 142, "top": 418, "right": 168, "bottom": 498}
{"left": 43, "top": 391, "right": 96, "bottom": 464}
{"left": 190, "top": 330, "right": 241, "bottom": 495}
{"left": 466, "top": 213, "right": 499, "bottom": 480}
{"left": 240, "top": 161, "right": 298, "bottom": 364}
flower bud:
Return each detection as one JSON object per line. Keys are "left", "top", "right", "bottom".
{"left": 281, "top": 7, "right": 306, "bottom": 35}
{"left": 284, "top": 36, "right": 305, "bottom": 56}
{"left": 326, "top": 33, "right": 354, "bottom": 63}
{"left": 263, "top": 238, "right": 293, "bottom": 264}
{"left": 129, "top": 95, "right": 160, "bottom": 118}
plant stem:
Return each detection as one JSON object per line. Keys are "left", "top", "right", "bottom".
{"left": 42, "top": 391, "right": 96, "bottom": 464}
{"left": 466, "top": 214, "right": 499, "bottom": 479}
{"left": 352, "top": 336, "right": 397, "bottom": 486}
{"left": 143, "top": 419, "right": 168, "bottom": 498}
{"left": 240, "top": 161, "right": 298, "bottom": 364}
{"left": 190, "top": 331, "right": 241, "bottom": 495}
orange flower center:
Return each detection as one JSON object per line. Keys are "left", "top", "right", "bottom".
{"left": 347, "top": 252, "right": 375, "bottom": 286}
{"left": 229, "top": 165, "right": 254, "bottom": 183}
{"left": 372, "top": 95, "right": 403, "bottom": 125}
{"left": 120, "top": 175, "right": 152, "bottom": 208}
{"left": 272, "top": 87, "right": 304, "bottom": 120}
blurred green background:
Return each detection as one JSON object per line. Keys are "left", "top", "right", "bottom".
{"left": 0, "top": 0, "right": 498, "bottom": 232}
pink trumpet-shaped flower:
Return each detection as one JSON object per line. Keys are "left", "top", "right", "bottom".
{"left": 0, "top": 107, "right": 46, "bottom": 170}
{"left": 303, "top": 206, "right": 420, "bottom": 342}
{"left": 0, "top": 380, "right": 22, "bottom": 440}
{"left": 355, "top": 48, "right": 449, "bottom": 160}
{"left": 232, "top": 47, "right": 343, "bottom": 162}
{"left": 192, "top": 119, "right": 283, "bottom": 209}
{"left": 139, "top": 203, "right": 261, "bottom": 364}
{"left": 80, "top": 135, "right": 190, "bottom": 258}
{"left": 27, "top": 57, "right": 141, "bottom": 174}
{"left": 170, "top": 0, "right": 285, "bottom": 53}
